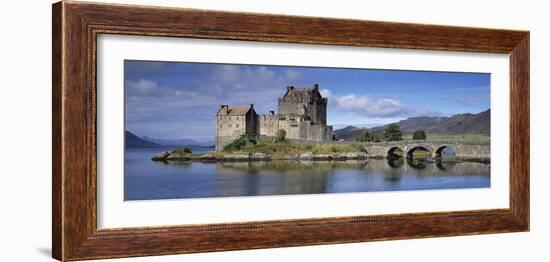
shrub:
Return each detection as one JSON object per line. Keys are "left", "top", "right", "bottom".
{"left": 372, "top": 133, "right": 382, "bottom": 142}
{"left": 171, "top": 146, "right": 192, "bottom": 154}
{"left": 412, "top": 130, "right": 427, "bottom": 140}
{"left": 384, "top": 123, "right": 402, "bottom": 141}
{"left": 356, "top": 131, "right": 373, "bottom": 142}
{"left": 276, "top": 129, "right": 287, "bottom": 142}
{"left": 223, "top": 133, "right": 257, "bottom": 151}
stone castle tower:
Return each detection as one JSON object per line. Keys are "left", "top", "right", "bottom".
{"left": 215, "top": 84, "right": 333, "bottom": 151}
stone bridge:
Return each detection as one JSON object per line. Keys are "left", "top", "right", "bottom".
{"left": 363, "top": 140, "right": 490, "bottom": 160}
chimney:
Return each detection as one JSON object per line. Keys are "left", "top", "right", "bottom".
{"left": 313, "top": 83, "right": 319, "bottom": 90}
{"left": 286, "top": 86, "right": 294, "bottom": 92}
{"left": 219, "top": 105, "right": 228, "bottom": 114}
{"left": 250, "top": 104, "right": 254, "bottom": 108}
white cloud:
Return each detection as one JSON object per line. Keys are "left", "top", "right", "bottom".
{"left": 256, "top": 66, "right": 276, "bottom": 81}
{"left": 331, "top": 93, "right": 440, "bottom": 118}
{"left": 210, "top": 65, "right": 276, "bottom": 89}
{"left": 284, "top": 69, "right": 301, "bottom": 80}
{"left": 320, "top": 89, "right": 332, "bottom": 98}
{"left": 124, "top": 64, "right": 308, "bottom": 139}
{"left": 334, "top": 94, "right": 404, "bottom": 117}
{"left": 215, "top": 65, "right": 241, "bottom": 84}
{"left": 126, "top": 79, "right": 159, "bottom": 94}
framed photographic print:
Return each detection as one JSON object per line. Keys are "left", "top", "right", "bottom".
{"left": 52, "top": 1, "right": 529, "bottom": 261}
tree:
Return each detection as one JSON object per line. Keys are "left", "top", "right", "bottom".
{"left": 223, "top": 133, "right": 257, "bottom": 151}
{"left": 412, "top": 130, "right": 427, "bottom": 140}
{"left": 276, "top": 129, "right": 287, "bottom": 142}
{"left": 172, "top": 146, "right": 192, "bottom": 154}
{"left": 372, "top": 133, "right": 382, "bottom": 142}
{"left": 384, "top": 123, "right": 402, "bottom": 141}
{"left": 356, "top": 130, "right": 373, "bottom": 142}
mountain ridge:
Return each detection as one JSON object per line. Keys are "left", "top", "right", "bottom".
{"left": 140, "top": 136, "right": 214, "bottom": 147}
{"left": 334, "top": 109, "right": 490, "bottom": 141}
{"left": 125, "top": 131, "right": 163, "bottom": 148}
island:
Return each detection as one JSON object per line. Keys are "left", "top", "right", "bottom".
{"left": 151, "top": 84, "right": 490, "bottom": 163}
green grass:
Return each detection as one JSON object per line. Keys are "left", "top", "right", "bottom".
{"left": 167, "top": 152, "right": 204, "bottom": 159}
{"left": 171, "top": 146, "right": 193, "bottom": 154}
{"left": 402, "top": 133, "right": 490, "bottom": 143}
{"left": 161, "top": 146, "right": 203, "bottom": 160}
{"left": 205, "top": 133, "right": 488, "bottom": 160}
{"left": 214, "top": 140, "right": 365, "bottom": 159}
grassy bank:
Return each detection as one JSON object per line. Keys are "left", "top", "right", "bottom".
{"left": 213, "top": 140, "right": 365, "bottom": 159}
{"left": 154, "top": 134, "right": 484, "bottom": 162}
{"left": 402, "top": 133, "right": 490, "bottom": 143}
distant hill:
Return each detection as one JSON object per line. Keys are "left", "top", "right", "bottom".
{"left": 335, "top": 109, "right": 490, "bottom": 141}
{"left": 140, "top": 136, "right": 214, "bottom": 147}
{"left": 125, "top": 131, "right": 162, "bottom": 148}
{"left": 334, "top": 126, "right": 372, "bottom": 141}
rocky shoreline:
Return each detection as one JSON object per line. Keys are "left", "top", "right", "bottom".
{"left": 151, "top": 150, "right": 369, "bottom": 162}
{"left": 151, "top": 150, "right": 489, "bottom": 163}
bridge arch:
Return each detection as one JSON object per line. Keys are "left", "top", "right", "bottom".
{"left": 362, "top": 141, "right": 489, "bottom": 160}
{"left": 387, "top": 147, "right": 404, "bottom": 159}
{"left": 434, "top": 145, "right": 456, "bottom": 159}
{"left": 406, "top": 146, "right": 432, "bottom": 159}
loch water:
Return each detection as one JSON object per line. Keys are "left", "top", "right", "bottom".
{"left": 124, "top": 148, "right": 490, "bottom": 201}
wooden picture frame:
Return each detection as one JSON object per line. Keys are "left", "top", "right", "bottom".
{"left": 52, "top": 1, "right": 529, "bottom": 261}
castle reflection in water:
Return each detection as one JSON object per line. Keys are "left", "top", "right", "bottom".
{"left": 125, "top": 148, "right": 490, "bottom": 201}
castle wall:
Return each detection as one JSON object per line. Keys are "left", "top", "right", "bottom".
{"left": 300, "top": 122, "right": 333, "bottom": 142}
{"left": 279, "top": 93, "right": 327, "bottom": 123}
{"left": 288, "top": 115, "right": 302, "bottom": 140}
{"left": 278, "top": 98, "right": 302, "bottom": 116}
{"left": 314, "top": 98, "right": 328, "bottom": 125}
{"left": 258, "top": 114, "right": 279, "bottom": 137}
{"left": 215, "top": 109, "right": 258, "bottom": 151}
{"left": 215, "top": 115, "right": 247, "bottom": 151}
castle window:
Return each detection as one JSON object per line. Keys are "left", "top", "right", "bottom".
{"left": 236, "top": 124, "right": 239, "bottom": 128}
{"left": 279, "top": 117, "right": 286, "bottom": 121}
{"left": 228, "top": 124, "right": 232, "bottom": 128}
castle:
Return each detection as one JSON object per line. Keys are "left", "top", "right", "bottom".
{"left": 215, "top": 84, "right": 334, "bottom": 151}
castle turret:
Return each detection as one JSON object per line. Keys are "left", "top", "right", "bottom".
{"left": 278, "top": 84, "right": 327, "bottom": 125}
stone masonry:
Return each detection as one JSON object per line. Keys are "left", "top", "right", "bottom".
{"left": 362, "top": 140, "right": 491, "bottom": 160}
{"left": 215, "top": 84, "right": 333, "bottom": 151}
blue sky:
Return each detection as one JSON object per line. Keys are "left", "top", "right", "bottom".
{"left": 125, "top": 60, "right": 490, "bottom": 142}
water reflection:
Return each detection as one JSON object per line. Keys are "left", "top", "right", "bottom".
{"left": 124, "top": 148, "right": 491, "bottom": 201}
{"left": 407, "top": 158, "right": 427, "bottom": 169}
{"left": 387, "top": 157, "right": 404, "bottom": 168}
{"left": 209, "top": 158, "right": 490, "bottom": 198}
{"left": 436, "top": 160, "right": 455, "bottom": 171}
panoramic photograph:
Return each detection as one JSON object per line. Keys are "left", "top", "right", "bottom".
{"left": 124, "top": 60, "right": 491, "bottom": 201}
